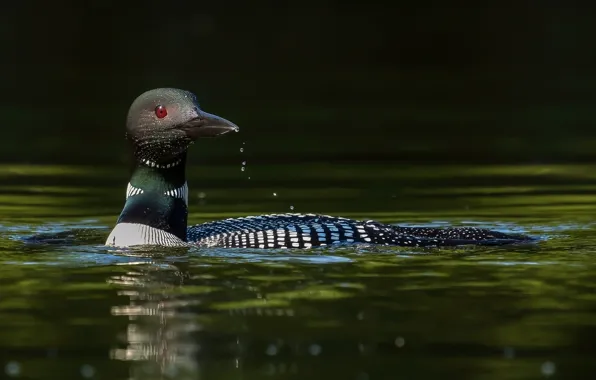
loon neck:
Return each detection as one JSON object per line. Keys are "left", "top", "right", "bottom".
{"left": 115, "top": 154, "right": 190, "bottom": 241}
{"left": 129, "top": 154, "right": 187, "bottom": 189}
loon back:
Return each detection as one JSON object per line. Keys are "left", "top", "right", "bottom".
{"left": 105, "top": 88, "right": 533, "bottom": 249}
{"left": 187, "top": 213, "right": 530, "bottom": 249}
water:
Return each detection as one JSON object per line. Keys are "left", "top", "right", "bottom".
{"left": 2, "top": 162, "right": 596, "bottom": 379}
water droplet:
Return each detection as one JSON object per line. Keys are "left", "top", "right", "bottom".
{"left": 394, "top": 336, "right": 405, "bottom": 348}
{"left": 198, "top": 192, "right": 206, "bottom": 199}
{"left": 290, "top": 205, "right": 294, "bottom": 210}
{"left": 308, "top": 344, "right": 322, "bottom": 356}
{"left": 242, "top": 142, "right": 245, "bottom": 145}
{"left": 80, "top": 364, "right": 96, "bottom": 378}
{"left": 240, "top": 148, "right": 244, "bottom": 153}
{"left": 5, "top": 361, "right": 20, "bottom": 377}
{"left": 273, "top": 193, "right": 277, "bottom": 197}
{"left": 265, "top": 344, "right": 278, "bottom": 356}
{"left": 248, "top": 177, "right": 251, "bottom": 180}
{"left": 541, "top": 361, "right": 556, "bottom": 376}
{"left": 242, "top": 161, "right": 246, "bottom": 165}
{"left": 241, "top": 167, "right": 245, "bottom": 172}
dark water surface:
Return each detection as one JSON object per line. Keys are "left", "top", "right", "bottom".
{"left": 1, "top": 163, "right": 596, "bottom": 379}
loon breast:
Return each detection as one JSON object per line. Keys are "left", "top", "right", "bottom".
{"left": 106, "top": 182, "right": 190, "bottom": 248}
{"left": 106, "top": 223, "right": 187, "bottom": 247}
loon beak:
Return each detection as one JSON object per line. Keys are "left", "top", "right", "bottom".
{"left": 181, "top": 110, "right": 240, "bottom": 139}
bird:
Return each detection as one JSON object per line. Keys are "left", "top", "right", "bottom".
{"left": 105, "top": 88, "right": 533, "bottom": 249}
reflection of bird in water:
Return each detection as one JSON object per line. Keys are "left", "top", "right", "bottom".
{"left": 105, "top": 260, "right": 373, "bottom": 379}
{"left": 106, "top": 261, "right": 301, "bottom": 379}
{"left": 103, "top": 259, "right": 428, "bottom": 379}
{"left": 107, "top": 262, "right": 204, "bottom": 379}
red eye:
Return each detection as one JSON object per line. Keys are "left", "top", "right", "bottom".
{"left": 155, "top": 105, "right": 168, "bottom": 118}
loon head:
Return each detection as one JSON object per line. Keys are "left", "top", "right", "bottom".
{"left": 126, "top": 88, "right": 239, "bottom": 165}
{"left": 105, "top": 88, "right": 239, "bottom": 248}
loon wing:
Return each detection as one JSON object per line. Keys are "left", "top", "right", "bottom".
{"left": 187, "top": 213, "right": 531, "bottom": 249}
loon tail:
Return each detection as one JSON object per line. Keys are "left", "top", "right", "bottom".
{"left": 389, "top": 225, "right": 532, "bottom": 247}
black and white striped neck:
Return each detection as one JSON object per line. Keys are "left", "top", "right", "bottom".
{"left": 105, "top": 155, "right": 190, "bottom": 247}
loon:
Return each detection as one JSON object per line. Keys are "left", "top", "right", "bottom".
{"left": 105, "top": 88, "right": 533, "bottom": 249}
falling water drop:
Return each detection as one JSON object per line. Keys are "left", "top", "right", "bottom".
{"left": 290, "top": 205, "right": 294, "bottom": 211}
{"left": 242, "top": 161, "right": 246, "bottom": 166}
{"left": 273, "top": 193, "right": 277, "bottom": 197}
{"left": 5, "top": 362, "right": 20, "bottom": 377}
{"left": 308, "top": 344, "right": 322, "bottom": 356}
{"left": 265, "top": 344, "right": 278, "bottom": 356}
{"left": 241, "top": 167, "right": 245, "bottom": 172}
{"left": 394, "top": 337, "right": 405, "bottom": 348}
{"left": 240, "top": 148, "right": 244, "bottom": 153}
{"left": 541, "top": 361, "right": 556, "bottom": 376}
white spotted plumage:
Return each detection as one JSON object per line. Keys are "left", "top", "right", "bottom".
{"left": 188, "top": 213, "right": 420, "bottom": 249}
{"left": 141, "top": 158, "right": 182, "bottom": 169}
{"left": 183, "top": 213, "right": 530, "bottom": 249}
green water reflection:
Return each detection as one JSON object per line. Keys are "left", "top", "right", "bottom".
{"left": 1, "top": 163, "right": 596, "bottom": 379}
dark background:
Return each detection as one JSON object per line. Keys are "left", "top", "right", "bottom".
{"left": 2, "top": 1, "right": 595, "bottom": 166}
